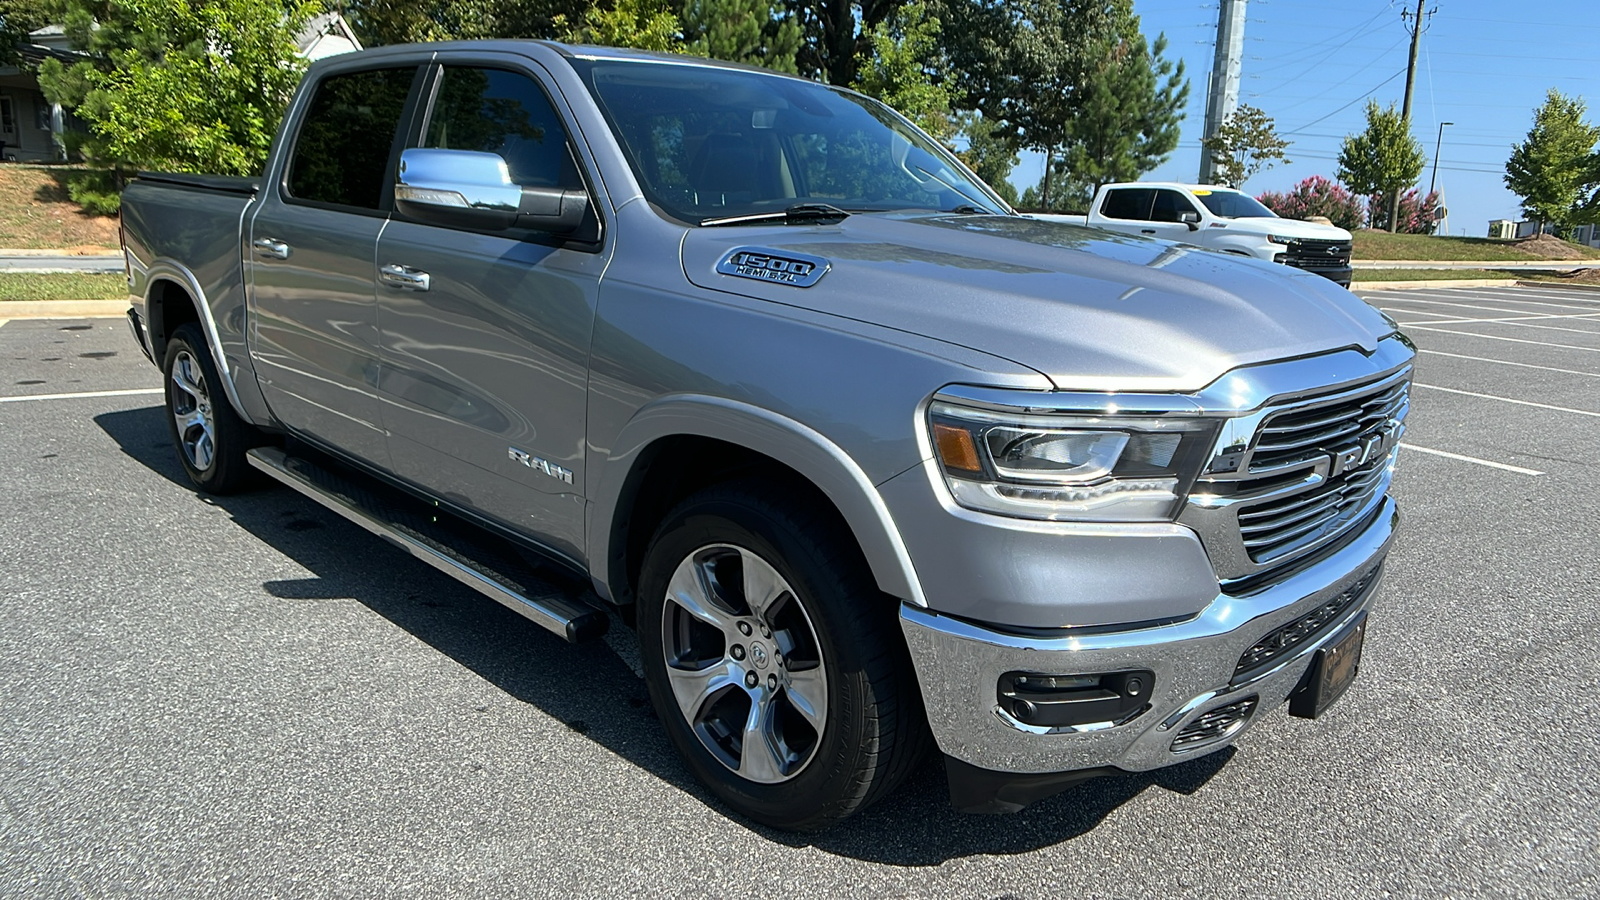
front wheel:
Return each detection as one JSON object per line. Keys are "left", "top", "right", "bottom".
{"left": 637, "top": 481, "right": 928, "bottom": 830}
{"left": 162, "top": 322, "right": 257, "bottom": 494}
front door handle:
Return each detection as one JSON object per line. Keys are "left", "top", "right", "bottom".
{"left": 253, "top": 237, "right": 290, "bottom": 259}
{"left": 379, "top": 264, "right": 431, "bottom": 292}
{"left": 1140, "top": 228, "right": 1157, "bottom": 235}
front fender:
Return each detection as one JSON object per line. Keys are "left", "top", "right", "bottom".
{"left": 588, "top": 393, "right": 927, "bottom": 609}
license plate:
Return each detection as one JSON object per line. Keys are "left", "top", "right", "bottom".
{"left": 1288, "top": 612, "right": 1366, "bottom": 719}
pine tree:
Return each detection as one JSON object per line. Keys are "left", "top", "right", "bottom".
{"left": 681, "top": 0, "right": 801, "bottom": 72}
{"left": 1057, "top": 14, "right": 1188, "bottom": 194}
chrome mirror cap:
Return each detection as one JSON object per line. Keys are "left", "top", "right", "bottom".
{"left": 396, "top": 148, "right": 523, "bottom": 213}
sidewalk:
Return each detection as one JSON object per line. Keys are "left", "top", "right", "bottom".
{"left": 0, "top": 300, "right": 128, "bottom": 319}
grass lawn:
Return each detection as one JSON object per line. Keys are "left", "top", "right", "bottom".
{"left": 1349, "top": 268, "right": 1532, "bottom": 282}
{"left": 0, "top": 273, "right": 127, "bottom": 301}
{"left": 0, "top": 166, "right": 121, "bottom": 250}
{"left": 1352, "top": 231, "right": 1600, "bottom": 262}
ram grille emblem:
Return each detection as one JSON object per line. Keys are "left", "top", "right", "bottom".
{"left": 716, "top": 248, "right": 830, "bottom": 287}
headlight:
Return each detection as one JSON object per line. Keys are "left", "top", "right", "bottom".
{"left": 928, "top": 400, "right": 1219, "bottom": 522}
{"left": 1266, "top": 234, "right": 1291, "bottom": 245}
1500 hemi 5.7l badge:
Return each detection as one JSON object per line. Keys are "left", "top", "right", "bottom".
{"left": 715, "top": 248, "right": 830, "bottom": 287}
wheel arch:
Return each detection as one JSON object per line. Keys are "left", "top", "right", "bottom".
{"left": 589, "top": 395, "right": 927, "bottom": 612}
{"left": 141, "top": 259, "right": 254, "bottom": 424}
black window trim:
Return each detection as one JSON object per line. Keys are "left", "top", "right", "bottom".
{"left": 1100, "top": 188, "right": 1156, "bottom": 222}
{"left": 398, "top": 54, "right": 607, "bottom": 251}
{"left": 277, "top": 62, "right": 430, "bottom": 220}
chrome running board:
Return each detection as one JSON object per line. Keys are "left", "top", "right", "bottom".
{"left": 247, "top": 446, "right": 608, "bottom": 643}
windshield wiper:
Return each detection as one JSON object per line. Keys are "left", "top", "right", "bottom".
{"left": 699, "top": 204, "right": 852, "bottom": 227}
{"left": 945, "top": 204, "right": 993, "bottom": 215}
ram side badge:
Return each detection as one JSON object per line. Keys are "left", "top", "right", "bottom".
{"left": 715, "top": 247, "right": 830, "bottom": 288}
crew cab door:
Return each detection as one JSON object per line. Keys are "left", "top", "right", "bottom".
{"left": 372, "top": 58, "right": 606, "bottom": 561}
{"left": 247, "top": 63, "right": 424, "bottom": 468}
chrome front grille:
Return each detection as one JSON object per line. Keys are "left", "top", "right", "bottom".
{"left": 1181, "top": 367, "right": 1410, "bottom": 583}
{"left": 1238, "top": 455, "right": 1390, "bottom": 565}
{"left": 1251, "top": 379, "right": 1408, "bottom": 472}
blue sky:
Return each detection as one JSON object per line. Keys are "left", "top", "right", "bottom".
{"left": 1010, "top": 0, "right": 1600, "bottom": 235}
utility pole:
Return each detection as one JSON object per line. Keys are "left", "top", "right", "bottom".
{"left": 1389, "top": 0, "right": 1433, "bottom": 232}
{"left": 1198, "top": 0, "right": 1248, "bottom": 183}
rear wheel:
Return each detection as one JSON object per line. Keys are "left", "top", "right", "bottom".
{"left": 637, "top": 481, "right": 928, "bottom": 830}
{"left": 162, "top": 323, "right": 257, "bottom": 494}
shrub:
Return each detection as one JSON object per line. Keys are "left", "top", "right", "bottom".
{"left": 1366, "top": 188, "right": 1442, "bottom": 234}
{"left": 1256, "top": 176, "right": 1365, "bottom": 231}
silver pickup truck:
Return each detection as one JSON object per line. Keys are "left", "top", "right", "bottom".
{"left": 121, "top": 41, "right": 1412, "bottom": 830}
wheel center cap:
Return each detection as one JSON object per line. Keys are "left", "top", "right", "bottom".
{"left": 750, "top": 641, "right": 769, "bottom": 669}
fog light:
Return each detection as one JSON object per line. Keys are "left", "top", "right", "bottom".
{"left": 998, "top": 669, "right": 1155, "bottom": 728}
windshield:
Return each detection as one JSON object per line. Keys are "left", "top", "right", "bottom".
{"left": 1194, "top": 189, "right": 1277, "bottom": 219}
{"left": 571, "top": 59, "right": 1009, "bottom": 225}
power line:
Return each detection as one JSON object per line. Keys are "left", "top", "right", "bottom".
{"left": 1280, "top": 68, "right": 1406, "bottom": 135}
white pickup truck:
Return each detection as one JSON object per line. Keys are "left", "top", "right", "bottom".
{"left": 1037, "top": 182, "right": 1354, "bottom": 287}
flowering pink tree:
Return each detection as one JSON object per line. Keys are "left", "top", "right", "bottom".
{"left": 1256, "top": 176, "right": 1366, "bottom": 230}
{"left": 1366, "top": 188, "right": 1443, "bottom": 234}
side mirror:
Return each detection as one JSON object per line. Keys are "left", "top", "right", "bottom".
{"left": 1179, "top": 211, "right": 1201, "bottom": 231}
{"left": 395, "top": 148, "right": 588, "bottom": 234}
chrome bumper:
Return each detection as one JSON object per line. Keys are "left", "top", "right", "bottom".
{"left": 900, "top": 496, "right": 1397, "bottom": 775}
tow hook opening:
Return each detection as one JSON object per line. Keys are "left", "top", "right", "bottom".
{"left": 997, "top": 669, "right": 1155, "bottom": 729}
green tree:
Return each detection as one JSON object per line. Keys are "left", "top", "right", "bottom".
{"left": 938, "top": 0, "right": 1116, "bottom": 208}
{"left": 680, "top": 0, "right": 800, "bottom": 72}
{"left": 1199, "top": 104, "right": 1289, "bottom": 189}
{"left": 37, "top": 0, "right": 318, "bottom": 211}
{"left": 788, "top": 0, "right": 904, "bottom": 86}
{"left": 0, "top": 0, "right": 52, "bottom": 66}
{"left": 953, "top": 111, "right": 1019, "bottom": 205}
{"left": 1058, "top": 13, "right": 1188, "bottom": 193}
{"left": 1337, "top": 100, "right": 1425, "bottom": 233}
{"left": 853, "top": 1, "right": 952, "bottom": 140}
{"left": 555, "top": 0, "right": 682, "bottom": 50}
{"left": 1505, "top": 89, "right": 1600, "bottom": 231}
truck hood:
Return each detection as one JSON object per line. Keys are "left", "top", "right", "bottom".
{"left": 680, "top": 214, "right": 1392, "bottom": 392}
{"left": 1217, "top": 216, "right": 1353, "bottom": 241}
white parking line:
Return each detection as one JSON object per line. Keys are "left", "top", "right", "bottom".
{"left": 0, "top": 319, "right": 8, "bottom": 329}
{"left": 1400, "top": 443, "right": 1544, "bottom": 476}
{"left": 1413, "top": 382, "right": 1600, "bottom": 418}
{"left": 1370, "top": 293, "right": 1600, "bottom": 314}
{"left": 1400, "top": 326, "right": 1600, "bottom": 352}
{"left": 0, "top": 387, "right": 162, "bottom": 404}
{"left": 1418, "top": 349, "right": 1600, "bottom": 379}
{"left": 1394, "top": 312, "right": 1600, "bottom": 327}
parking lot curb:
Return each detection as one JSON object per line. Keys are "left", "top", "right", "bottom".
{"left": 1349, "top": 279, "right": 1520, "bottom": 291}
{"left": 1516, "top": 280, "right": 1600, "bottom": 293}
{"left": 0, "top": 300, "right": 128, "bottom": 319}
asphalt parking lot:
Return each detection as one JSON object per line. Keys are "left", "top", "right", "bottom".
{"left": 2, "top": 285, "right": 1597, "bottom": 898}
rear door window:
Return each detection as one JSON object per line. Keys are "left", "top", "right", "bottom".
{"left": 286, "top": 67, "right": 417, "bottom": 210}
{"left": 1100, "top": 188, "right": 1155, "bottom": 220}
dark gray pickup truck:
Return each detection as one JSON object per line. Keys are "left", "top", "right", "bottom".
{"left": 121, "top": 41, "right": 1411, "bottom": 830}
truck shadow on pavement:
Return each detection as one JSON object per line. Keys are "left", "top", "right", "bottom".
{"left": 96, "top": 404, "right": 1232, "bottom": 865}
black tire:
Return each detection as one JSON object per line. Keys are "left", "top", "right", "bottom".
{"left": 162, "top": 322, "right": 258, "bottom": 494}
{"left": 637, "top": 480, "right": 930, "bottom": 831}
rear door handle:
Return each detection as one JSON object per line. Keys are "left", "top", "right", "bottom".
{"left": 253, "top": 237, "right": 290, "bottom": 259}
{"left": 1140, "top": 229, "right": 1156, "bottom": 235}
{"left": 379, "top": 264, "right": 431, "bottom": 292}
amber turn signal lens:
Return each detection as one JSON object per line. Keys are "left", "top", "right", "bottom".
{"left": 933, "top": 423, "right": 982, "bottom": 473}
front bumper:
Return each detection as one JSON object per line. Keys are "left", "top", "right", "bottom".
{"left": 900, "top": 495, "right": 1396, "bottom": 776}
